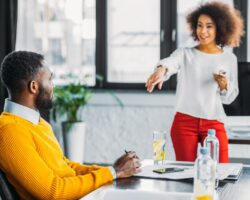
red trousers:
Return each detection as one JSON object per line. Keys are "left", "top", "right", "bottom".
{"left": 170, "top": 112, "right": 228, "bottom": 163}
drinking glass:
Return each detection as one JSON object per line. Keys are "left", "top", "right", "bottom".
{"left": 153, "top": 131, "right": 166, "bottom": 165}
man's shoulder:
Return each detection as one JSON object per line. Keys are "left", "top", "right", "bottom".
{"left": 0, "top": 112, "right": 18, "bottom": 128}
{"left": 39, "top": 117, "right": 53, "bottom": 130}
{"left": 0, "top": 113, "right": 36, "bottom": 146}
{"left": 0, "top": 112, "right": 53, "bottom": 136}
{"left": 0, "top": 112, "right": 31, "bottom": 134}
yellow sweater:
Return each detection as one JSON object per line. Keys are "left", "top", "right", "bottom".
{"left": 0, "top": 112, "right": 113, "bottom": 200}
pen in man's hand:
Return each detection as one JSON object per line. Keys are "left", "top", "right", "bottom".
{"left": 125, "top": 150, "right": 135, "bottom": 154}
{"left": 125, "top": 150, "right": 139, "bottom": 159}
{"left": 125, "top": 150, "right": 131, "bottom": 154}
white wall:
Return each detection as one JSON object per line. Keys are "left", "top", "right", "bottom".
{"left": 52, "top": 91, "right": 250, "bottom": 164}
{"left": 81, "top": 92, "right": 177, "bottom": 164}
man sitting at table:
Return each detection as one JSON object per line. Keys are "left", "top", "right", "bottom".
{"left": 0, "top": 51, "right": 141, "bottom": 200}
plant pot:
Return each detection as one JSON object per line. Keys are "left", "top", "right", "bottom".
{"left": 62, "top": 121, "right": 86, "bottom": 163}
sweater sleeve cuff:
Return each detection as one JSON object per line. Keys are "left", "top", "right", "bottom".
{"left": 108, "top": 166, "right": 117, "bottom": 180}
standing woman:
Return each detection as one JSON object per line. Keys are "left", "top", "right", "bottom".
{"left": 146, "top": 1, "right": 244, "bottom": 163}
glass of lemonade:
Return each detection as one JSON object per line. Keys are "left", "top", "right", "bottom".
{"left": 153, "top": 131, "right": 167, "bottom": 165}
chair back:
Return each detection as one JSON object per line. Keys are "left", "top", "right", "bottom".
{"left": 0, "top": 170, "right": 20, "bottom": 200}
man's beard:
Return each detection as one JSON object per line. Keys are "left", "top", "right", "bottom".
{"left": 35, "top": 86, "right": 53, "bottom": 110}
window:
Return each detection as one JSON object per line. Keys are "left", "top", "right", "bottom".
{"left": 16, "top": 0, "right": 96, "bottom": 85}
{"left": 177, "top": 0, "right": 200, "bottom": 48}
{"left": 16, "top": 0, "right": 248, "bottom": 89}
{"left": 107, "top": 0, "right": 160, "bottom": 83}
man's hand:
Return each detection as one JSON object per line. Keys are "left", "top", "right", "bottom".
{"left": 146, "top": 66, "right": 167, "bottom": 93}
{"left": 213, "top": 71, "right": 228, "bottom": 91}
{"left": 113, "top": 152, "right": 141, "bottom": 179}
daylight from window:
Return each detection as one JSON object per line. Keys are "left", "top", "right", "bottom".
{"left": 107, "top": 0, "right": 160, "bottom": 83}
{"left": 16, "top": 0, "right": 96, "bottom": 85}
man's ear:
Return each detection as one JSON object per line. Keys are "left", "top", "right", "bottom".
{"left": 28, "top": 80, "right": 39, "bottom": 94}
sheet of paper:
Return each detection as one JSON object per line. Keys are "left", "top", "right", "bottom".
{"left": 217, "top": 163, "right": 243, "bottom": 180}
{"left": 134, "top": 164, "right": 194, "bottom": 180}
{"left": 134, "top": 163, "right": 243, "bottom": 180}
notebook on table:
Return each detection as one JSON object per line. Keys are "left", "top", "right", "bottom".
{"left": 223, "top": 163, "right": 243, "bottom": 181}
{"left": 134, "top": 162, "right": 243, "bottom": 181}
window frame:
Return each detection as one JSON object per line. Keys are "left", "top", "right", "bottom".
{"left": 95, "top": 0, "right": 176, "bottom": 90}
{"left": 95, "top": 0, "right": 248, "bottom": 90}
{"left": 233, "top": 0, "right": 248, "bottom": 62}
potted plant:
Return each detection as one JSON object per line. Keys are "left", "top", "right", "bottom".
{"left": 52, "top": 74, "right": 92, "bottom": 163}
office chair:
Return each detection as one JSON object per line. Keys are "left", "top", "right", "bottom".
{"left": 0, "top": 170, "right": 20, "bottom": 200}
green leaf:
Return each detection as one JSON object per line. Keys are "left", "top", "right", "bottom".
{"left": 52, "top": 77, "right": 92, "bottom": 122}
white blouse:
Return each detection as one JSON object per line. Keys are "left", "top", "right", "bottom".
{"left": 157, "top": 47, "right": 239, "bottom": 121}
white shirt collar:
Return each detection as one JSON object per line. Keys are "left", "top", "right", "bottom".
{"left": 4, "top": 99, "right": 40, "bottom": 125}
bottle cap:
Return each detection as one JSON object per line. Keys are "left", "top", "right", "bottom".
{"left": 200, "top": 147, "right": 209, "bottom": 155}
{"left": 207, "top": 129, "right": 216, "bottom": 136}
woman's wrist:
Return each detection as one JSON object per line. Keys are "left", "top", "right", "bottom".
{"left": 219, "top": 82, "right": 227, "bottom": 91}
{"left": 156, "top": 65, "right": 168, "bottom": 75}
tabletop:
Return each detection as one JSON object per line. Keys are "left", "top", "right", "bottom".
{"left": 82, "top": 161, "right": 250, "bottom": 200}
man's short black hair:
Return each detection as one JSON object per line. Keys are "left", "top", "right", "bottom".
{"left": 1, "top": 51, "right": 44, "bottom": 93}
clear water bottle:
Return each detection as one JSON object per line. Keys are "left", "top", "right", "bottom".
{"left": 204, "top": 129, "right": 219, "bottom": 164}
{"left": 194, "top": 147, "right": 216, "bottom": 200}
